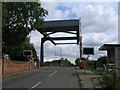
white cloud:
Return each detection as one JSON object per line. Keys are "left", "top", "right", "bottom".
{"left": 71, "top": 4, "right": 118, "bottom": 33}
{"left": 29, "top": 2, "right": 118, "bottom": 64}
{"left": 83, "top": 32, "right": 118, "bottom": 47}
{"left": 41, "top": 2, "right": 71, "bottom": 20}
{"left": 29, "top": 30, "right": 43, "bottom": 57}
{"left": 44, "top": 43, "right": 80, "bottom": 64}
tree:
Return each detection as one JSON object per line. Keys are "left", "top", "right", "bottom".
{"left": 19, "top": 37, "right": 38, "bottom": 61}
{"left": 2, "top": 2, "right": 48, "bottom": 58}
{"left": 44, "top": 58, "right": 73, "bottom": 67}
{"left": 75, "top": 58, "right": 80, "bottom": 66}
{"left": 75, "top": 57, "right": 86, "bottom": 66}
{"left": 97, "top": 56, "right": 108, "bottom": 64}
{"left": 9, "top": 37, "right": 37, "bottom": 61}
{"left": 63, "top": 58, "right": 73, "bottom": 67}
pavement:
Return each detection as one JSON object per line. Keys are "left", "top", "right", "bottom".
{"left": 76, "top": 67, "right": 105, "bottom": 89}
{"left": 2, "top": 67, "right": 80, "bottom": 89}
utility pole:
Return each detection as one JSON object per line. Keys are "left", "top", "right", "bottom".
{"left": 79, "top": 18, "right": 82, "bottom": 59}
{"left": 60, "top": 47, "right": 62, "bottom": 58}
{"left": 55, "top": 46, "right": 58, "bottom": 59}
{"left": 55, "top": 46, "right": 56, "bottom": 59}
{"left": 79, "top": 36, "right": 82, "bottom": 59}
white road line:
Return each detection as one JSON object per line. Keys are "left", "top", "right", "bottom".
{"left": 29, "top": 81, "right": 42, "bottom": 90}
{"left": 49, "top": 71, "right": 57, "bottom": 77}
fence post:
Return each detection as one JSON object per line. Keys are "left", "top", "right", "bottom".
{"left": 2, "top": 54, "right": 9, "bottom": 75}
{"left": 2, "top": 57, "right": 4, "bottom": 75}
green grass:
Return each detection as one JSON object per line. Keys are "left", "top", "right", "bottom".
{"left": 83, "top": 67, "right": 120, "bottom": 89}
{"left": 87, "top": 67, "right": 107, "bottom": 73}
{"left": 102, "top": 73, "right": 113, "bottom": 88}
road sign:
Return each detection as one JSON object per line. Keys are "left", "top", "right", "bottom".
{"left": 80, "top": 36, "right": 82, "bottom": 39}
{"left": 83, "top": 47, "right": 94, "bottom": 55}
{"left": 23, "top": 50, "right": 32, "bottom": 57}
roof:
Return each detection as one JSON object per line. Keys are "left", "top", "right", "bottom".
{"left": 99, "top": 44, "right": 120, "bottom": 51}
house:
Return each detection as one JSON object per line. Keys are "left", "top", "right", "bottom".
{"left": 99, "top": 44, "right": 120, "bottom": 75}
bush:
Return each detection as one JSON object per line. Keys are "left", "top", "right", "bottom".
{"left": 103, "top": 74, "right": 113, "bottom": 88}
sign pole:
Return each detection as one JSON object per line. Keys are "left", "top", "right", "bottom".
{"left": 80, "top": 36, "right": 82, "bottom": 59}
{"left": 79, "top": 18, "right": 82, "bottom": 59}
{"left": 84, "top": 55, "right": 89, "bottom": 74}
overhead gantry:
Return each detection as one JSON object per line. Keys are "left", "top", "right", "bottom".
{"left": 36, "top": 19, "right": 80, "bottom": 66}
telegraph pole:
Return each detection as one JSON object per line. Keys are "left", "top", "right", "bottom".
{"left": 80, "top": 36, "right": 82, "bottom": 59}
{"left": 60, "top": 47, "right": 62, "bottom": 58}
{"left": 79, "top": 18, "right": 82, "bottom": 59}
{"left": 55, "top": 46, "right": 56, "bottom": 59}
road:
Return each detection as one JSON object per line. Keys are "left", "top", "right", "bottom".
{"left": 2, "top": 67, "right": 80, "bottom": 89}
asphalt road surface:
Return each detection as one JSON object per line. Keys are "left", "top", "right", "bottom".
{"left": 2, "top": 67, "right": 80, "bottom": 89}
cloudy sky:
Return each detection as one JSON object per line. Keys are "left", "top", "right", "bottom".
{"left": 29, "top": 0, "right": 118, "bottom": 64}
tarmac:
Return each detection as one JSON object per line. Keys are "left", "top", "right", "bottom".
{"left": 3, "top": 66, "right": 105, "bottom": 89}
{"left": 76, "top": 67, "right": 105, "bottom": 89}
{"left": 2, "top": 67, "right": 49, "bottom": 79}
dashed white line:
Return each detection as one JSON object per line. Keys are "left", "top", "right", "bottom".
{"left": 49, "top": 71, "right": 57, "bottom": 77}
{"left": 29, "top": 71, "right": 57, "bottom": 90}
{"left": 29, "top": 81, "right": 42, "bottom": 90}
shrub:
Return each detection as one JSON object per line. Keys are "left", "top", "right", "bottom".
{"left": 103, "top": 74, "right": 113, "bottom": 88}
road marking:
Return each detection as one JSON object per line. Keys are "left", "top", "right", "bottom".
{"left": 29, "top": 81, "right": 42, "bottom": 90}
{"left": 49, "top": 71, "right": 57, "bottom": 77}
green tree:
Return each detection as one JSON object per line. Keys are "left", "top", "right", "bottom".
{"left": 20, "top": 37, "right": 38, "bottom": 61}
{"left": 63, "top": 58, "right": 73, "bottom": 67}
{"left": 75, "top": 57, "right": 86, "bottom": 66}
{"left": 97, "top": 56, "right": 108, "bottom": 64}
{"left": 9, "top": 37, "right": 37, "bottom": 61}
{"left": 75, "top": 58, "right": 80, "bottom": 66}
{"left": 44, "top": 58, "right": 73, "bottom": 67}
{"left": 2, "top": 2, "right": 48, "bottom": 58}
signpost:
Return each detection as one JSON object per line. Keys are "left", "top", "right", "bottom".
{"left": 23, "top": 50, "right": 32, "bottom": 57}
{"left": 23, "top": 50, "right": 33, "bottom": 69}
{"left": 83, "top": 47, "right": 94, "bottom": 74}
{"left": 83, "top": 47, "right": 94, "bottom": 55}
{"left": 79, "top": 36, "right": 82, "bottom": 58}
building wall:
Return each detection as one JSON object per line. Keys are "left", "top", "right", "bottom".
{"left": 0, "top": 60, "right": 2, "bottom": 75}
{"left": 2, "top": 55, "right": 35, "bottom": 75}
{"left": 115, "top": 47, "right": 120, "bottom": 75}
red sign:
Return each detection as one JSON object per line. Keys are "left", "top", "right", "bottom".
{"left": 80, "top": 36, "right": 82, "bottom": 39}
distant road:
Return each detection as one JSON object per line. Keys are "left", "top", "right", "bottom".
{"left": 3, "top": 67, "right": 80, "bottom": 89}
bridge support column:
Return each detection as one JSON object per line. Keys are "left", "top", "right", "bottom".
{"left": 40, "top": 38, "right": 45, "bottom": 67}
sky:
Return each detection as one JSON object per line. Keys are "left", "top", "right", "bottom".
{"left": 29, "top": 0, "right": 118, "bottom": 64}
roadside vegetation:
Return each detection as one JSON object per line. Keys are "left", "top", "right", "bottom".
{"left": 44, "top": 58, "right": 74, "bottom": 67}
{"left": 87, "top": 67, "right": 120, "bottom": 89}
{"left": 87, "top": 66, "right": 120, "bottom": 89}
{"left": 2, "top": 2, "right": 48, "bottom": 61}
{"left": 87, "top": 67, "right": 107, "bottom": 73}
{"left": 75, "top": 56, "right": 120, "bottom": 89}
